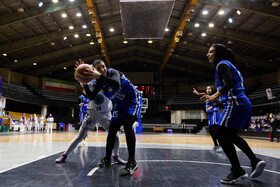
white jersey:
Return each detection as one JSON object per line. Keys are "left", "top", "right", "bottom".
{"left": 86, "top": 80, "right": 112, "bottom": 112}
{"left": 40, "top": 116, "right": 45, "bottom": 123}
{"left": 47, "top": 117, "right": 54, "bottom": 123}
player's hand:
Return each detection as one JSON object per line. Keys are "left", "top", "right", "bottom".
{"left": 75, "top": 59, "right": 84, "bottom": 69}
{"left": 83, "top": 68, "right": 101, "bottom": 79}
{"left": 207, "top": 106, "right": 213, "bottom": 111}
{"left": 193, "top": 88, "right": 199, "bottom": 95}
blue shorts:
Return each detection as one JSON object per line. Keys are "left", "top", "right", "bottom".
{"left": 218, "top": 102, "right": 251, "bottom": 129}
{"left": 111, "top": 98, "right": 142, "bottom": 124}
{"left": 208, "top": 111, "right": 220, "bottom": 126}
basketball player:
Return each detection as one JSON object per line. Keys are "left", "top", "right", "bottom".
{"left": 79, "top": 90, "right": 89, "bottom": 125}
{"left": 77, "top": 59, "right": 142, "bottom": 176}
{"left": 193, "top": 86, "right": 222, "bottom": 152}
{"left": 200, "top": 44, "right": 266, "bottom": 184}
{"left": 46, "top": 114, "right": 54, "bottom": 133}
{"left": 55, "top": 82, "right": 125, "bottom": 165}
{"left": 39, "top": 115, "right": 45, "bottom": 131}
{"left": 20, "top": 113, "right": 26, "bottom": 132}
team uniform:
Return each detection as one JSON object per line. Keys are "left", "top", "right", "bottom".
{"left": 215, "top": 60, "right": 251, "bottom": 129}
{"left": 79, "top": 95, "right": 89, "bottom": 123}
{"left": 206, "top": 101, "right": 220, "bottom": 126}
{"left": 20, "top": 115, "right": 26, "bottom": 132}
{"left": 101, "top": 69, "right": 142, "bottom": 125}
{"left": 47, "top": 115, "right": 54, "bottom": 133}
{"left": 206, "top": 100, "right": 221, "bottom": 151}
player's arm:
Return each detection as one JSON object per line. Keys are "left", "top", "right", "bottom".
{"left": 84, "top": 83, "right": 101, "bottom": 100}
{"left": 98, "top": 69, "right": 121, "bottom": 88}
{"left": 217, "top": 64, "right": 235, "bottom": 95}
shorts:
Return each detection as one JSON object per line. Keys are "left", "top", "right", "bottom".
{"left": 111, "top": 99, "right": 142, "bottom": 124}
{"left": 218, "top": 101, "right": 251, "bottom": 129}
{"left": 82, "top": 110, "right": 111, "bottom": 131}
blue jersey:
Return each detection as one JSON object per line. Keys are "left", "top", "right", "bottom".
{"left": 215, "top": 60, "right": 251, "bottom": 129}
{"left": 206, "top": 101, "right": 220, "bottom": 126}
{"left": 101, "top": 69, "right": 142, "bottom": 123}
{"left": 79, "top": 95, "right": 89, "bottom": 113}
{"left": 215, "top": 60, "right": 250, "bottom": 106}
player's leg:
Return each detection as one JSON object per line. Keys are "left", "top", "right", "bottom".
{"left": 119, "top": 114, "right": 138, "bottom": 176}
{"left": 55, "top": 111, "right": 94, "bottom": 163}
{"left": 217, "top": 126, "right": 248, "bottom": 184}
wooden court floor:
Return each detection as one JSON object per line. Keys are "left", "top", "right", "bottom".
{"left": 1, "top": 131, "right": 280, "bottom": 149}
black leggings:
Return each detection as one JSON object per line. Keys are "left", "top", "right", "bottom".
{"left": 105, "top": 114, "right": 137, "bottom": 161}
{"left": 216, "top": 126, "right": 257, "bottom": 169}
{"left": 209, "top": 125, "right": 218, "bottom": 146}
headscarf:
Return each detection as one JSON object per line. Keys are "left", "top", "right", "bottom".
{"left": 212, "top": 43, "right": 235, "bottom": 66}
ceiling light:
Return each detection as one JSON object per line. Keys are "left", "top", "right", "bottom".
{"left": 76, "top": 12, "right": 82, "bottom": 17}
{"left": 86, "top": 33, "right": 91, "bottom": 37}
{"left": 202, "top": 10, "right": 208, "bottom": 15}
{"left": 61, "top": 13, "right": 67, "bottom": 18}
{"left": 271, "top": 2, "right": 280, "bottom": 6}
{"left": 17, "top": 8, "right": 24, "bottom": 12}
{"left": 208, "top": 23, "right": 214, "bottom": 28}
{"left": 3, "top": 53, "right": 7, "bottom": 56}
{"left": 33, "top": 63, "right": 37, "bottom": 66}
{"left": 110, "top": 28, "right": 115, "bottom": 32}
{"left": 14, "top": 60, "right": 18, "bottom": 62}
{"left": 82, "top": 25, "right": 87, "bottom": 29}
{"left": 194, "top": 23, "right": 200, "bottom": 27}
{"left": 64, "top": 67, "right": 67, "bottom": 70}
{"left": 38, "top": 2, "right": 43, "bottom": 7}
{"left": 218, "top": 10, "right": 224, "bottom": 15}
{"left": 63, "top": 36, "right": 67, "bottom": 40}
{"left": 227, "top": 40, "right": 233, "bottom": 44}
{"left": 201, "top": 32, "right": 206, "bottom": 37}
{"left": 50, "top": 42, "right": 55, "bottom": 46}
{"left": 148, "top": 40, "right": 153, "bottom": 44}
{"left": 228, "top": 18, "right": 233, "bottom": 23}
{"left": 74, "top": 34, "right": 79, "bottom": 38}
{"left": 165, "top": 28, "right": 169, "bottom": 32}
{"left": 52, "top": 0, "right": 59, "bottom": 3}
{"left": 90, "top": 41, "right": 94, "bottom": 45}
{"left": 69, "top": 26, "right": 74, "bottom": 29}
{"left": 236, "top": 10, "right": 241, "bottom": 15}
{"left": 69, "top": 0, "right": 75, "bottom": 2}
{"left": 123, "top": 40, "right": 128, "bottom": 44}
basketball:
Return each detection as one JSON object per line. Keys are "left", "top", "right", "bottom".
{"left": 74, "top": 64, "right": 94, "bottom": 84}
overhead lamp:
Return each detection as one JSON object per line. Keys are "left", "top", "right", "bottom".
{"left": 236, "top": 10, "right": 241, "bottom": 15}
{"left": 194, "top": 23, "right": 200, "bottom": 27}
{"left": 38, "top": 2, "right": 43, "bottom": 7}
{"left": 123, "top": 40, "right": 128, "bottom": 44}
{"left": 52, "top": 0, "right": 59, "bottom": 3}
{"left": 82, "top": 25, "right": 87, "bottom": 29}
{"left": 61, "top": 13, "right": 67, "bottom": 18}
{"left": 64, "top": 67, "right": 67, "bottom": 70}
{"left": 165, "top": 28, "right": 169, "bottom": 32}
{"left": 228, "top": 18, "right": 233, "bottom": 23}
{"left": 110, "top": 28, "right": 115, "bottom": 32}
{"left": 90, "top": 41, "right": 94, "bottom": 45}
{"left": 201, "top": 32, "right": 206, "bottom": 37}
{"left": 218, "top": 10, "right": 224, "bottom": 15}
{"left": 69, "top": 0, "right": 75, "bottom": 2}
{"left": 74, "top": 34, "right": 79, "bottom": 38}
{"left": 148, "top": 40, "right": 153, "bottom": 44}
{"left": 14, "top": 60, "right": 18, "bottom": 62}
{"left": 50, "top": 42, "right": 55, "bottom": 46}
{"left": 33, "top": 63, "right": 37, "bottom": 66}
{"left": 202, "top": 10, "right": 208, "bottom": 15}
{"left": 86, "top": 33, "right": 91, "bottom": 37}
{"left": 227, "top": 40, "right": 233, "bottom": 44}
{"left": 69, "top": 26, "right": 74, "bottom": 30}
{"left": 3, "top": 53, "right": 7, "bottom": 56}
{"left": 76, "top": 12, "right": 82, "bottom": 17}
{"left": 208, "top": 23, "right": 214, "bottom": 28}
{"left": 17, "top": 8, "right": 24, "bottom": 12}
{"left": 63, "top": 36, "right": 67, "bottom": 40}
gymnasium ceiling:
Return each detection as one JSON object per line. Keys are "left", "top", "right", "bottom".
{"left": 0, "top": 0, "right": 279, "bottom": 84}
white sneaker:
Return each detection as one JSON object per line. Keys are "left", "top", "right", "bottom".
{"left": 216, "top": 145, "right": 223, "bottom": 152}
